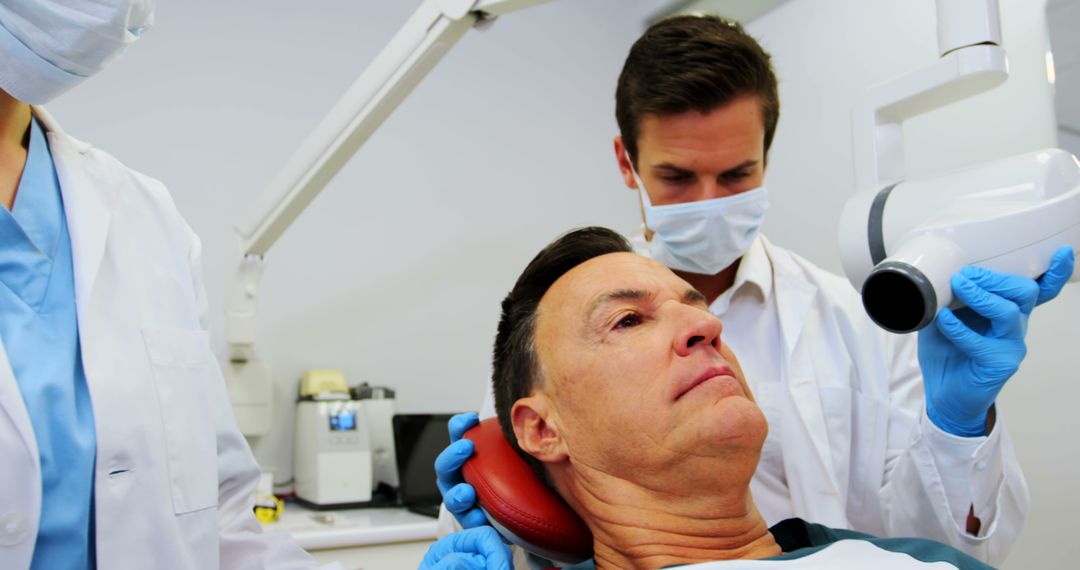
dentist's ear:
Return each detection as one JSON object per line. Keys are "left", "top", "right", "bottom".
{"left": 613, "top": 136, "right": 638, "bottom": 191}
{"left": 614, "top": 135, "right": 655, "bottom": 241}
{"left": 511, "top": 396, "right": 569, "bottom": 464}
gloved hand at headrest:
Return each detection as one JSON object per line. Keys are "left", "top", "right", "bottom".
{"left": 435, "top": 412, "right": 492, "bottom": 530}
{"left": 419, "top": 526, "right": 511, "bottom": 570}
{"left": 462, "top": 417, "right": 593, "bottom": 565}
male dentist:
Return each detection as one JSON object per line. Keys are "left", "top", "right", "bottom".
{"left": 436, "top": 14, "right": 1074, "bottom": 566}
{"left": 0, "top": 1, "right": 508, "bottom": 568}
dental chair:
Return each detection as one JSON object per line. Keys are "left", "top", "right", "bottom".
{"left": 462, "top": 418, "right": 592, "bottom": 569}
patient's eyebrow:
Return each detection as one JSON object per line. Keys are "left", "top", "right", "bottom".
{"left": 684, "top": 288, "right": 708, "bottom": 306}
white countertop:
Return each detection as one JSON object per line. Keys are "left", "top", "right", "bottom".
{"left": 261, "top": 503, "right": 440, "bottom": 551}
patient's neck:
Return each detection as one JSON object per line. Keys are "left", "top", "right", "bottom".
{"left": 555, "top": 462, "right": 782, "bottom": 569}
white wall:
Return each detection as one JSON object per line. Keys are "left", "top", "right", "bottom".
{"left": 41, "top": 0, "right": 1077, "bottom": 566}
{"left": 1049, "top": 0, "right": 1080, "bottom": 132}
{"left": 745, "top": 1, "right": 1076, "bottom": 568}
{"left": 44, "top": 0, "right": 655, "bottom": 488}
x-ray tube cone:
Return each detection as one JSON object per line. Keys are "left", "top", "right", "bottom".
{"left": 861, "top": 235, "right": 965, "bottom": 333}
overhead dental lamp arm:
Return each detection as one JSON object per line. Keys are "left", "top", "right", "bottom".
{"left": 234, "top": 0, "right": 553, "bottom": 257}
{"left": 223, "top": 0, "right": 553, "bottom": 435}
{"left": 852, "top": 0, "right": 1007, "bottom": 194}
{"left": 841, "top": 0, "right": 1009, "bottom": 293}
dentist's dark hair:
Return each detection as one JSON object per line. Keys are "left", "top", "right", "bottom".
{"left": 616, "top": 14, "right": 780, "bottom": 164}
{"left": 492, "top": 227, "right": 634, "bottom": 479}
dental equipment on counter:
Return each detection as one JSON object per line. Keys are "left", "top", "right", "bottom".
{"left": 294, "top": 370, "right": 373, "bottom": 507}
{"left": 293, "top": 370, "right": 400, "bottom": 508}
{"left": 838, "top": 0, "right": 1080, "bottom": 333}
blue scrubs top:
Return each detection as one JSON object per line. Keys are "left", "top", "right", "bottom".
{"left": 0, "top": 117, "right": 96, "bottom": 569}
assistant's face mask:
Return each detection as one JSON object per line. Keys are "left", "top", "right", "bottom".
{"left": 631, "top": 158, "right": 769, "bottom": 275}
{"left": 0, "top": 0, "right": 155, "bottom": 104}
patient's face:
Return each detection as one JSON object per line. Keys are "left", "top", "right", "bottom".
{"left": 532, "top": 252, "right": 766, "bottom": 479}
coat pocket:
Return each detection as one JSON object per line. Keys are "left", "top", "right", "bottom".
{"left": 142, "top": 327, "right": 218, "bottom": 514}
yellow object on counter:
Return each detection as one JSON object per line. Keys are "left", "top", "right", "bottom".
{"left": 299, "top": 369, "right": 349, "bottom": 398}
{"left": 254, "top": 495, "right": 284, "bottom": 524}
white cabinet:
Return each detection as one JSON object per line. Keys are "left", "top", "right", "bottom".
{"left": 308, "top": 540, "right": 433, "bottom": 569}
{"left": 262, "top": 504, "right": 439, "bottom": 569}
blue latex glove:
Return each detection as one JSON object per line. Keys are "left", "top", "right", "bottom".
{"left": 418, "top": 527, "right": 512, "bottom": 570}
{"left": 434, "top": 412, "right": 489, "bottom": 529}
{"left": 919, "top": 246, "right": 1075, "bottom": 436}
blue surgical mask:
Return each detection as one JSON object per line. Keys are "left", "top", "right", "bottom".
{"left": 632, "top": 165, "right": 769, "bottom": 275}
{"left": 0, "top": 0, "right": 155, "bottom": 104}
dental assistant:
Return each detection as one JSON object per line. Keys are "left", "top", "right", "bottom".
{"left": 436, "top": 15, "right": 1075, "bottom": 566}
{"left": 0, "top": 2, "right": 509, "bottom": 569}
{"left": 0, "top": 1, "right": 327, "bottom": 567}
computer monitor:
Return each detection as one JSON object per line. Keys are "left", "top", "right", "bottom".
{"left": 392, "top": 413, "right": 456, "bottom": 517}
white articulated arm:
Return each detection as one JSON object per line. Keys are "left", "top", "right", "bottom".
{"left": 839, "top": 0, "right": 1010, "bottom": 292}
{"left": 224, "top": 0, "right": 554, "bottom": 435}
{"left": 233, "top": 0, "right": 554, "bottom": 257}
{"left": 852, "top": 0, "right": 1007, "bottom": 194}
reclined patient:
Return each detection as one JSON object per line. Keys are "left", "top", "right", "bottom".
{"left": 487, "top": 226, "right": 991, "bottom": 569}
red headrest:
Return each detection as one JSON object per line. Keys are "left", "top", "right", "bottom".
{"left": 462, "top": 418, "right": 593, "bottom": 563}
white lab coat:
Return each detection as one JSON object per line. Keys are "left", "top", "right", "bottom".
{"left": 737, "top": 236, "right": 1023, "bottom": 565}
{"left": 468, "top": 235, "right": 1025, "bottom": 566}
{"left": 0, "top": 111, "right": 323, "bottom": 570}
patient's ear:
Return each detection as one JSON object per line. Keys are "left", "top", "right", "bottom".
{"left": 511, "top": 396, "right": 569, "bottom": 464}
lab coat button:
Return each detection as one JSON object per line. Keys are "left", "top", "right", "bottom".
{"left": 0, "top": 512, "right": 30, "bottom": 546}
{"left": 975, "top": 460, "right": 988, "bottom": 471}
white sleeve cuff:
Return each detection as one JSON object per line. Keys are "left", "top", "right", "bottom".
{"left": 920, "top": 408, "right": 1004, "bottom": 536}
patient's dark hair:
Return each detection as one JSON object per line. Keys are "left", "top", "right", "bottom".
{"left": 616, "top": 14, "right": 780, "bottom": 165}
{"left": 492, "top": 227, "right": 634, "bottom": 476}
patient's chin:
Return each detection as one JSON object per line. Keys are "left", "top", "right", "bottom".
{"left": 687, "top": 396, "right": 768, "bottom": 455}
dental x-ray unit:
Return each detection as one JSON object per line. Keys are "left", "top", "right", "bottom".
{"left": 839, "top": 0, "right": 1080, "bottom": 333}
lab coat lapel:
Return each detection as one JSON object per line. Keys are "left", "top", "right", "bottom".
{"left": 0, "top": 340, "right": 39, "bottom": 463}
{"left": 764, "top": 239, "right": 846, "bottom": 526}
{"left": 34, "top": 108, "right": 114, "bottom": 318}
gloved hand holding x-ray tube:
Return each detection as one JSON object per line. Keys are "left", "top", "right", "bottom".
{"left": 919, "top": 253, "right": 1073, "bottom": 437}
{"left": 844, "top": 154, "right": 1078, "bottom": 433}
{"left": 842, "top": 149, "right": 1080, "bottom": 438}
{"left": 836, "top": 0, "right": 1079, "bottom": 440}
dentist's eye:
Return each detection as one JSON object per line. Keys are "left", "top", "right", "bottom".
{"left": 614, "top": 313, "right": 643, "bottom": 330}
{"left": 661, "top": 173, "right": 692, "bottom": 184}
